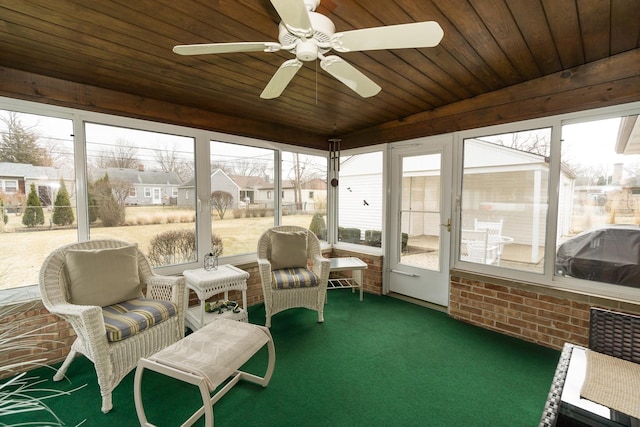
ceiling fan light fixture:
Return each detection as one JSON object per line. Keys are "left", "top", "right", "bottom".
{"left": 296, "top": 41, "right": 318, "bottom": 61}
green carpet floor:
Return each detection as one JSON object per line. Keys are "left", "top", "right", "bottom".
{"left": 3, "top": 291, "right": 559, "bottom": 426}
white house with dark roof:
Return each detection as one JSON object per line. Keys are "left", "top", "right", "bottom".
{"left": 90, "top": 165, "right": 182, "bottom": 206}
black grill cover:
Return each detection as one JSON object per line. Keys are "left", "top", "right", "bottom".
{"left": 555, "top": 225, "right": 640, "bottom": 287}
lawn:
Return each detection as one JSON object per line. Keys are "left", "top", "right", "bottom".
{"left": 0, "top": 206, "right": 320, "bottom": 290}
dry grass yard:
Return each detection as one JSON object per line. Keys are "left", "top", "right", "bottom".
{"left": 0, "top": 206, "right": 318, "bottom": 290}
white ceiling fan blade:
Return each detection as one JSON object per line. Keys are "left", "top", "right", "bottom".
{"left": 260, "top": 59, "right": 303, "bottom": 99}
{"left": 320, "top": 55, "right": 381, "bottom": 98}
{"left": 173, "top": 42, "right": 281, "bottom": 56}
{"left": 270, "top": 0, "right": 314, "bottom": 37}
{"left": 331, "top": 21, "right": 444, "bottom": 53}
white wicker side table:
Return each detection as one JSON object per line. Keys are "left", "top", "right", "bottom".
{"left": 183, "top": 265, "right": 250, "bottom": 330}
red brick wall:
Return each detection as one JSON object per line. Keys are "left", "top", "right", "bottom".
{"left": 0, "top": 301, "right": 74, "bottom": 380}
{"left": 450, "top": 271, "right": 640, "bottom": 351}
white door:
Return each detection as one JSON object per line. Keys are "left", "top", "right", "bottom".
{"left": 387, "top": 136, "right": 452, "bottom": 307}
{"left": 152, "top": 187, "right": 162, "bottom": 204}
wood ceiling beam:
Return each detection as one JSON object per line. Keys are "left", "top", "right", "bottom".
{"left": 0, "top": 66, "right": 328, "bottom": 149}
{"left": 342, "top": 49, "right": 640, "bottom": 149}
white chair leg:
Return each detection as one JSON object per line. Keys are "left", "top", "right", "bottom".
{"left": 317, "top": 309, "right": 324, "bottom": 323}
{"left": 101, "top": 393, "right": 113, "bottom": 414}
{"left": 53, "top": 349, "right": 77, "bottom": 381}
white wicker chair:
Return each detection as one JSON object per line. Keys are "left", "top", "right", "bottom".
{"left": 257, "top": 226, "right": 330, "bottom": 328}
{"left": 38, "top": 239, "right": 185, "bottom": 413}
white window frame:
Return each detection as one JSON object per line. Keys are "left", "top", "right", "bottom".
{"left": 0, "top": 96, "right": 330, "bottom": 280}
{"left": 452, "top": 101, "right": 640, "bottom": 302}
{"left": 2, "top": 179, "right": 18, "bottom": 193}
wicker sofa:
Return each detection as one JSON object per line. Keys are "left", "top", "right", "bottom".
{"left": 39, "top": 239, "right": 185, "bottom": 413}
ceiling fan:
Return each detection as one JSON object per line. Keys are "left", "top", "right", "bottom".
{"left": 173, "top": 0, "right": 444, "bottom": 99}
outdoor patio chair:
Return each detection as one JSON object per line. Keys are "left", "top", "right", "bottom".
{"left": 257, "top": 226, "right": 330, "bottom": 327}
{"left": 460, "top": 229, "right": 499, "bottom": 265}
{"left": 475, "top": 219, "right": 505, "bottom": 263}
{"left": 38, "top": 239, "right": 185, "bottom": 413}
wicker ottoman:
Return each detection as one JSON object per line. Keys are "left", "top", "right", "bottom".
{"left": 133, "top": 318, "right": 275, "bottom": 427}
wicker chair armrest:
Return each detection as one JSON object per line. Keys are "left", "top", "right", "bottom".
{"left": 311, "top": 255, "right": 330, "bottom": 285}
{"left": 48, "top": 303, "right": 109, "bottom": 356}
{"left": 145, "top": 275, "right": 185, "bottom": 301}
{"left": 46, "top": 301, "right": 101, "bottom": 319}
{"left": 257, "top": 258, "right": 272, "bottom": 289}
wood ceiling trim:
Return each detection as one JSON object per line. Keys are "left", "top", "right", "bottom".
{"left": 0, "top": 67, "right": 328, "bottom": 149}
{"left": 342, "top": 49, "right": 640, "bottom": 147}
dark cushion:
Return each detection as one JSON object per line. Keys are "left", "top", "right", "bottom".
{"left": 271, "top": 267, "right": 319, "bottom": 289}
{"left": 102, "top": 298, "right": 176, "bottom": 342}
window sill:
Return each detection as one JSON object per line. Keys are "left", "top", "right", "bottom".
{"left": 0, "top": 285, "right": 41, "bottom": 305}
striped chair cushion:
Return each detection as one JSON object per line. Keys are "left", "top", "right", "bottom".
{"left": 271, "top": 267, "right": 319, "bottom": 290}
{"left": 102, "top": 298, "right": 177, "bottom": 342}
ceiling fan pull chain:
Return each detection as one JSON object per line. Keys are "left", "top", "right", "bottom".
{"left": 315, "top": 60, "right": 318, "bottom": 105}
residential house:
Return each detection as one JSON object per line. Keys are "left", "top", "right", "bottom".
{"left": 0, "top": 162, "right": 74, "bottom": 210}
{"left": 90, "top": 165, "right": 181, "bottom": 206}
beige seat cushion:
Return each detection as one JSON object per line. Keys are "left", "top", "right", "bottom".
{"left": 269, "top": 230, "right": 308, "bottom": 270}
{"left": 65, "top": 245, "right": 141, "bottom": 307}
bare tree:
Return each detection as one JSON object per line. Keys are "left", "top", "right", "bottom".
{"left": 211, "top": 190, "right": 234, "bottom": 219}
{"left": 286, "top": 153, "right": 323, "bottom": 210}
{"left": 507, "top": 132, "right": 550, "bottom": 156}
{"left": 153, "top": 143, "right": 193, "bottom": 181}
{"left": 233, "top": 159, "right": 269, "bottom": 177}
{"left": 95, "top": 139, "right": 139, "bottom": 169}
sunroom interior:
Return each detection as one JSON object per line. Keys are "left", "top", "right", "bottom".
{"left": 1, "top": 0, "right": 640, "bottom": 425}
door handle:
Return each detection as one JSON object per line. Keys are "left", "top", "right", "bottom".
{"left": 391, "top": 269, "right": 420, "bottom": 277}
{"left": 440, "top": 218, "right": 451, "bottom": 232}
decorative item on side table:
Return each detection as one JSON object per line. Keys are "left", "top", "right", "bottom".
{"left": 204, "top": 252, "right": 218, "bottom": 271}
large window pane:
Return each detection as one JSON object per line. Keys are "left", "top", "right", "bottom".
{"left": 460, "top": 128, "right": 551, "bottom": 273}
{"left": 338, "top": 151, "right": 383, "bottom": 246}
{"left": 555, "top": 116, "right": 640, "bottom": 286}
{"left": 210, "top": 141, "right": 275, "bottom": 256}
{"left": 0, "top": 110, "right": 76, "bottom": 289}
{"left": 85, "top": 123, "right": 195, "bottom": 267}
{"left": 281, "top": 151, "right": 327, "bottom": 240}
{"left": 400, "top": 154, "right": 441, "bottom": 270}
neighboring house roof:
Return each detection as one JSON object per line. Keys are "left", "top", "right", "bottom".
{"left": 177, "top": 168, "right": 327, "bottom": 192}
{"left": 91, "top": 167, "right": 182, "bottom": 185}
{"left": 0, "top": 162, "right": 71, "bottom": 181}
{"left": 230, "top": 174, "right": 271, "bottom": 189}
{"left": 262, "top": 178, "right": 327, "bottom": 190}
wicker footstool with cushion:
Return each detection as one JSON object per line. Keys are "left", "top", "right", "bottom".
{"left": 134, "top": 318, "right": 275, "bottom": 427}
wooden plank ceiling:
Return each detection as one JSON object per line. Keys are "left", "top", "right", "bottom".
{"left": 0, "top": 0, "right": 639, "bottom": 148}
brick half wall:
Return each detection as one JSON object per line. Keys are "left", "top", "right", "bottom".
{"left": 450, "top": 271, "right": 640, "bottom": 351}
